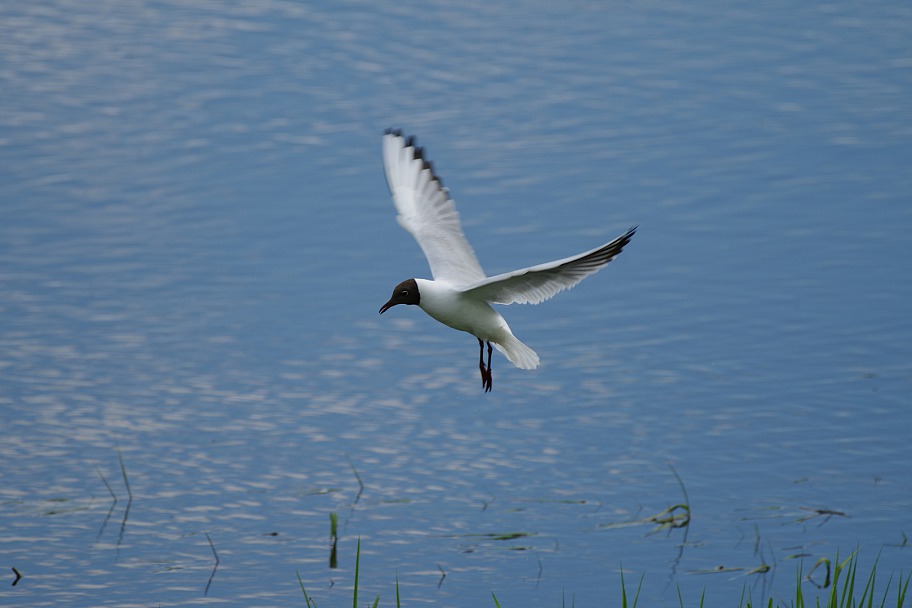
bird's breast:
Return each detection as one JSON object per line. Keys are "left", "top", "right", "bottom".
{"left": 415, "top": 279, "right": 508, "bottom": 340}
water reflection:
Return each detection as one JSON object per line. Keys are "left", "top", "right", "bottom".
{"left": 3, "top": 0, "right": 912, "bottom": 606}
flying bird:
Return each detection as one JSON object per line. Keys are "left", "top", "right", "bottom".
{"left": 379, "top": 129, "right": 636, "bottom": 392}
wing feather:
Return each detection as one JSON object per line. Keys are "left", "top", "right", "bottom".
{"left": 462, "top": 226, "right": 637, "bottom": 305}
{"left": 382, "top": 129, "right": 486, "bottom": 286}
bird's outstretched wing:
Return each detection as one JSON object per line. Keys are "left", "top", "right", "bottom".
{"left": 461, "top": 226, "right": 637, "bottom": 305}
{"left": 382, "top": 129, "right": 486, "bottom": 286}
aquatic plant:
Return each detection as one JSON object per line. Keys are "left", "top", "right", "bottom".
{"left": 296, "top": 544, "right": 909, "bottom": 607}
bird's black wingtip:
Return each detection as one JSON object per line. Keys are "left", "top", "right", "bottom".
{"left": 384, "top": 128, "right": 419, "bottom": 155}
{"left": 620, "top": 224, "right": 638, "bottom": 247}
{"left": 384, "top": 128, "right": 420, "bottom": 155}
{"left": 383, "top": 129, "right": 446, "bottom": 189}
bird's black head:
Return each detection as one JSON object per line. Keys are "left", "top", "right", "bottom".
{"left": 379, "top": 278, "right": 420, "bottom": 314}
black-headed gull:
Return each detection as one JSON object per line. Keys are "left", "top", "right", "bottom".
{"left": 379, "top": 129, "right": 636, "bottom": 392}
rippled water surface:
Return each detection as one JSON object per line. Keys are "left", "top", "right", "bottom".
{"left": 2, "top": 2, "right": 910, "bottom": 606}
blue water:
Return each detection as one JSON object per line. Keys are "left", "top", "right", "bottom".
{"left": 1, "top": 2, "right": 910, "bottom": 606}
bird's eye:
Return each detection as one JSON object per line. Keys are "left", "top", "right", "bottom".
{"left": 400, "top": 290, "right": 409, "bottom": 296}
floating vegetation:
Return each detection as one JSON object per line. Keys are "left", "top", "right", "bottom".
{"left": 346, "top": 455, "right": 364, "bottom": 504}
{"left": 796, "top": 506, "right": 850, "bottom": 527}
{"left": 597, "top": 503, "right": 691, "bottom": 533}
{"left": 91, "top": 448, "right": 133, "bottom": 548}
{"left": 436, "top": 531, "right": 539, "bottom": 552}
{"left": 888, "top": 531, "right": 909, "bottom": 549}
{"left": 456, "top": 532, "right": 537, "bottom": 542}
{"left": 203, "top": 532, "right": 219, "bottom": 596}
{"left": 598, "top": 466, "right": 691, "bottom": 534}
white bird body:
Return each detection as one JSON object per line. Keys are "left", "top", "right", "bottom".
{"left": 413, "top": 278, "right": 540, "bottom": 370}
{"left": 379, "top": 129, "right": 635, "bottom": 391}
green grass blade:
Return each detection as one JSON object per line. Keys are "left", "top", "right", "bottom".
{"left": 353, "top": 537, "right": 361, "bottom": 608}
{"left": 897, "top": 571, "right": 910, "bottom": 608}
{"left": 838, "top": 551, "right": 858, "bottom": 608}
{"left": 296, "top": 569, "right": 317, "bottom": 608}
{"left": 620, "top": 565, "right": 628, "bottom": 608}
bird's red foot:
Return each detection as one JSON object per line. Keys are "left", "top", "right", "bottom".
{"left": 478, "top": 338, "right": 493, "bottom": 393}
{"left": 480, "top": 367, "right": 492, "bottom": 393}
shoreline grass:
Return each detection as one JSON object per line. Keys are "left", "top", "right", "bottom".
{"left": 297, "top": 543, "right": 909, "bottom": 607}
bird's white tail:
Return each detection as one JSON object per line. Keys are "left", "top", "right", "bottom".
{"left": 493, "top": 335, "right": 540, "bottom": 370}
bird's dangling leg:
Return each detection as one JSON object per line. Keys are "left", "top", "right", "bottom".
{"left": 485, "top": 340, "right": 493, "bottom": 393}
{"left": 478, "top": 338, "right": 492, "bottom": 393}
